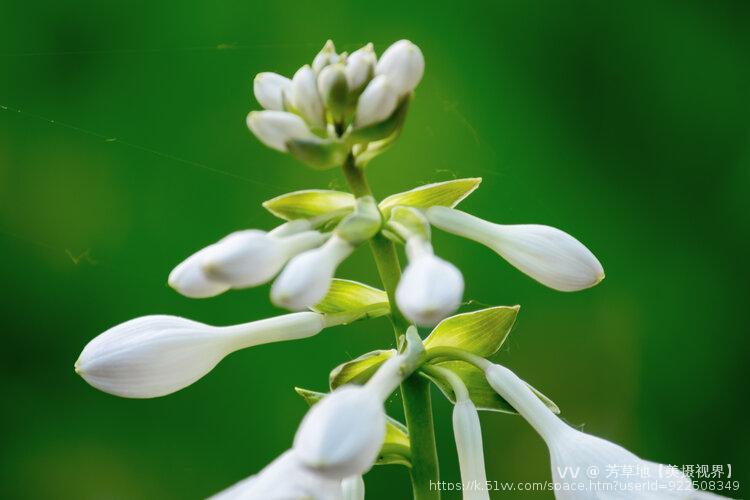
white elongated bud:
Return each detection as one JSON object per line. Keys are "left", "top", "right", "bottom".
{"left": 340, "top": 476, "right": 365, "bottom": 500}
{"left": 354, "top": 75, "right": 399, "bottom": 128}
{"left": 294, "top": 385, "right": 386, "bottom": 479}
{"left": 291, "top": 65, "right": 326, "bottom": 129}
{"left": 211, "top": 450, "right": 342, "bottom": 500}
{"left": 271, "top": 235, "right": 354, "bottom": 310}
{"left": 167, "top": 244, "right": 231, "bottom": 298}
{"left": 75, "top": 312, "right": 325, "bottom": 398}
{"left": 253, "top": 72, "right": 291, "bottom": 111}
{"left": 375, "top": 40, "right": 424, "bottom": 96}
{"left": 317, "top": 64, "right": 349, "bottom": 122}
{"left": 345, "top": 43, "right": 376, "bottom": 91}
{"left": 201, "top": 229, "right": 327, "bottom": 288}
{"left": 453, "top": 399, "right": 490, "bottom": 500}
{"left": 484, "top": 364, "right": 725, "bottom": 500}
{"left": 247, "top": 110, "right": 316, "bottom": 152}
{"left": 396, "top": 238, "right": 464, "bottom": 326}
{"left": 427, "top": 207, "right": 605, "bottom": 292}
{"left": 312, "top": 40, "right": 339, "bottom": 73}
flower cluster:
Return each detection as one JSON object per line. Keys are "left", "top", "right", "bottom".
{"left": 73, "top": 39, "right": 729, "bottom": 500}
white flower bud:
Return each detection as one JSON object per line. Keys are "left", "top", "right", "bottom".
{"left": 312, "top": 40, "right": 339, "bottom": 74}
{"left": 253, "top": 72, "right": 291, "bottom": 111}
{"left": 291, "top": 65, "right": 326, "bottom": 129}
{"left": 317, "top": 64, "right": 349, "bottom": 122}
{"left": 294, "top": 385, "right": 386, "bottom": 479}
{"left": 340, "top": 476, "right": 365, "bottom": 500}
{"left": 427, "top": 207, "right": 605, "bottom": 292}
{"left": 211, "top": 450, "right": 342, "bottom": 500}
{"left": 345, "top": 43, "right": 376, "bottom": 91}
{"left": 246, "top": 110, "right": 316, "bottom": 152}
{"left": 453, "top": 399, "right": 490, "bottom": 500}
{"left": 396, "top": 238, "right": 464, "bottom": 326}
{"left": 271, "top": 235, "right": 354, "bottom": 310}
{"left": 375, "top": 40, "right": 424, "bottom": 96}
{"left": 167, "top": 244, "right": 230, "bottom": 298}
{"left": 354, "top": 75, "right": 399, "bottom": 128}
{"left": 75, "top": 312, "right": 325, "bottom": 398}
{"left": 484, "top": 364, "right": 724, "bottom": 500}
{"left": 201, "top": 230, "right": 327, "bottom": 288}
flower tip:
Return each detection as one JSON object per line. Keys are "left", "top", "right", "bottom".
{"left": 73, "top": 359, "right": 82, "bottom": 375}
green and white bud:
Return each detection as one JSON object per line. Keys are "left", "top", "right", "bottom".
{"left": 345, "top": 43, "right": 376, "bottom": 92}
{"left": 427, "top": 206, "right": 605, "bottom": 292}
{"left": 75, "top": 312, "right": 326, "bottom": 398}
{"left": 335, "top": 196, "right": 381, "bottom": 244}
{"left": 293, "top": 385, "right": 386, "bottom": 479}
{"left": 271, "top": 235, "right": 354, "bottom": 310}
{"left": 312, "top": 39, "right": 339, "bottom": 74}
{"left": 291, "top": 65, "right": 326, "bottom": 129}
{"left": 317, "top": 63, "right": 349, "bottom": 123}
{"left": 253, "top": 72, "right": 291, "bottom": 111}
{"left": 375, "top": 40, "right": 424, "bottom": 96}
{"left": 354, "top": 75, "right": 400, "bottom": 128}
{"left": 246, "top": 110, "right": 316, "bottom": 152}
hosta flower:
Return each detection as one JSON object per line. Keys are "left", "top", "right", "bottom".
{"left": 75, "top": 312, "right": 325, "bottom": 398}
{"left": 253, "top": 72, "right": 291, "bottom": 111}
{"left": 246, "top": 110, "right": 318, "bottom": 152}
{"left": 271, "top": 235, "right": 354, "bottom": 310}
{"left": 293, "top": 385, "right": 386, "bottom": 479}
{"left": 345, "top": 44, "right": 376, "bottom": 92}
{"left": 291, "top": 65, "right": 326, "bottom": 129}
{"left": 396, "top": 237, "right": 464, "bottom": 326}
{"left": 484, "top": 364, "right": 727, "bottom": 499}
{"left": 427, "top": 206, "right": 604, "bottom": 292}
{"left": 340, "top": 476, "right": 365, "bottom": 500}
{"left": 354, "top": 75, "right": 399, "bottom": 128}
{"left": 169, "top": 227, "right": 326, "bottom": 298}
{"left": 211, "top": 450, "right": 342, "bottom": 500}
{"left": 375, "top": 40, "right": 425, "bottom": 96}
{"left": 453, "top": 399, "right": 490, "bottom": 500}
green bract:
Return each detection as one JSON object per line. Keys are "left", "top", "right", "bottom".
{"left": 262, "top": 189, "right": 355, "bottom": 221}
{"left": 423, "top": 306, "right": 519, "bottom": 358}
{"left": 311, "top": 279, "right": 389, "bottom": 320}
{"left": 378, "top": 178, "right": 482, "bottom": 217}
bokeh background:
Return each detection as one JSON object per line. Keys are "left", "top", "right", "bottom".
{"left": 2, "top": 0, "right": 749, "bottom": 498}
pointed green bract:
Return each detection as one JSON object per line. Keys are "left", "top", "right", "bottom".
{"left": 311, "top": 279, "right": 390, "bottom": 321}
{"left": 294, "top": 386, "right": 412, "bottom": 467}
{"left": 420, "top": 361, "right": 560, "bottom": 414}
{"left": 378, "top": 178, "right": 482, "bottom": 217}
{"left": 262, "top": 189, "right": 355, "bottom": 220}
{"left": 423, "top": 306, "right": 519, "bottom": 358}
{"left": 329, "top": 349, "right": 395, "bottom": 389}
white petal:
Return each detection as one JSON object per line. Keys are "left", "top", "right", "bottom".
{"left": 345, "top": 43, "right": 376, "bottom": 91}
{"left": 354, "top": 75, "right": 399, "bottom": 128}
{"left": 294, "top": 386, "right": 385, "bottom": 479}
{"left": 292, "top": 65, "right": 326, "bottom": 129}
{"left": 246, "top": 110, "right": 314, "bottom": 152}
{"left": 168, "top": 245, "right": 230, "bottom": 298}
{"left": 375, "top": 40, "right": 424, "bottom": 95}
{"left": 396, "top": 239, "right": 464, "bottom": 326}
{"left": 253, "top": 72, "right": 291, "bottom": 111}
{"left": 202, "top": 230, "right": 326, "bottom": 288}
{"left": 211, "top": 450, "right": 342, "bottom": 500}
{"left": 453, "top": 400, "right": 490, "bottom": 500}
{"left": 340, "top": 476, "right": 365, "bottom": 500}
{"left": 427, "top": 207, "right": 605, "bottom": 292}
{"left": 76, "top": 313, "right": 325, "bottom": 398}
{"left": 271, "top": 235, "right": 354, "bottom": 311}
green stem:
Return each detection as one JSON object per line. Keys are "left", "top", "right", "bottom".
{"left": 342, "top": 155, "right": 440, "bottom": 500}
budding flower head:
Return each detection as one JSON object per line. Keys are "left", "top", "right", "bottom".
{"left": 210, "top": 450, "right": 342, "bottom": 500}
{"left": 75, "top": 312, "right": 325, "bottom": 398}
{"left": 375, "top": 40, "right": 425, "bottom": 96}
{"left": 271, "top": 234, "right": 354, "bottom": 311}
{"left": 427, "top": 207, "right": 604, "bottom": 292}
{"left": 396, "top": 238, "right": 464, "bottom": 326}
{"left": 293, "top": 385, "right": 386, "bottom": 479}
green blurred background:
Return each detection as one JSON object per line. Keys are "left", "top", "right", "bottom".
{"left": 2, "top": 0, "right": 748, "bottom": 498}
